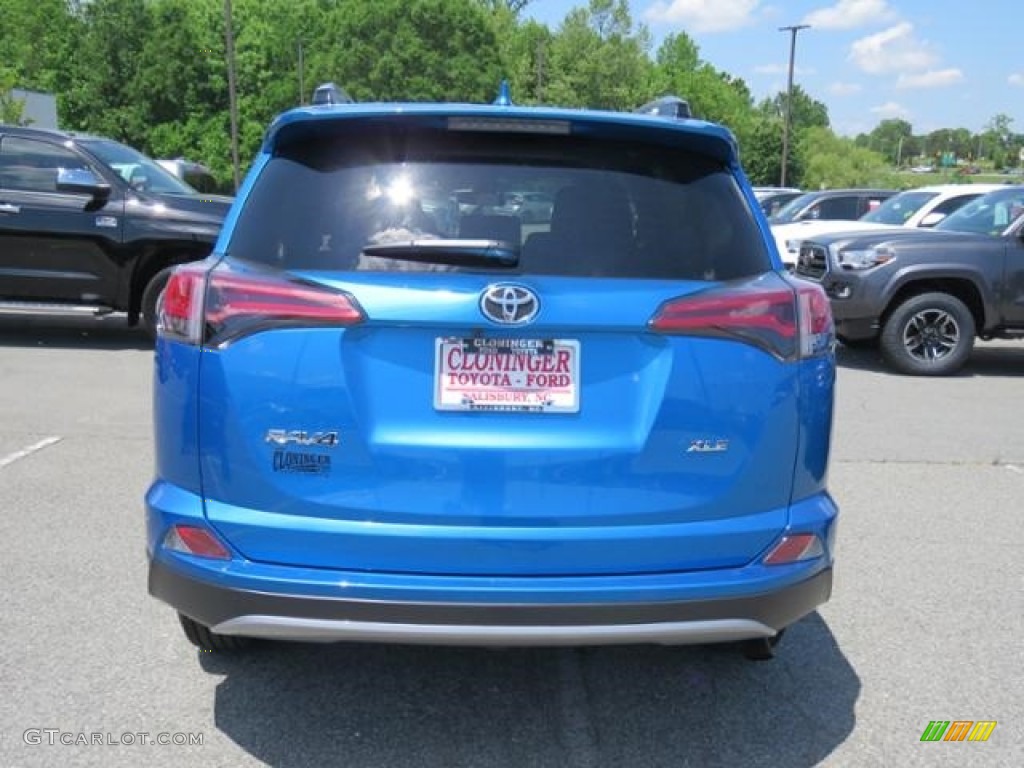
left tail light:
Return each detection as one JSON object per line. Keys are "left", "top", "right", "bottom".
{"left": 158, "top": 263, "right": 364, "bottom": 346}
{"left": 158, "top": 264, "right": 209, "bottom": 344}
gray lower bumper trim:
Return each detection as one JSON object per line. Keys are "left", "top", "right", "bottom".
{"left": 212, "top": 615, "right": 774, "bottom": 646}
{"left": 150, "top": 558, "right": 831, "bottom": 647}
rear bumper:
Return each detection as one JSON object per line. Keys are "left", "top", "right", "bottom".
{"left": 149, "top": 557, "right": 832, "bottom": 646}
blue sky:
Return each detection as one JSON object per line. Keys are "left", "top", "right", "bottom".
{"left": 524, "top": 0, "right": 1024, "bottom": 136}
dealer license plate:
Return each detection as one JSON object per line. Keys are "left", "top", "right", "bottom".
{"left": 434, "top": 337, "right": 580, "bottom": 413}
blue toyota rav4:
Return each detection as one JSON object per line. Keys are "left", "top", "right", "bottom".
{"left": 147, "top": 90, "right": 838, "bottom": 660}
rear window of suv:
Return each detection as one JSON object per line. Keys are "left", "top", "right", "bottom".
{"left": 227, "top": 120, "right": 770, "bottom": 281}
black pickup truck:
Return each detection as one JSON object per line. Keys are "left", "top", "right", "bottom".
{"left": 795, "top": 185, "right": 1024, "bottom": 375}
{"left": 0, "top": 125, "right": 231, "bottom": 335}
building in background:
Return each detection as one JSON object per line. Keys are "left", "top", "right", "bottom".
{"left": 2, "top": 89, "right": 58, "bottom": 129}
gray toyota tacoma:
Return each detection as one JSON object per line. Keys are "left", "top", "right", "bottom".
{"left": 794, "top": 185, "right": 1024, "bottom": 375}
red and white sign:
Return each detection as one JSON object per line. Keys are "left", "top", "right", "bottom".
{"left": 434, "top": 337, "right": 580, "bottom": 413}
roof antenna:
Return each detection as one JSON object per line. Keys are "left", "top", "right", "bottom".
{"left": 493, "top": 80, "right": 512, "bottom": 106}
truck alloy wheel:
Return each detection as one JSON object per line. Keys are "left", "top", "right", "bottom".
{"left": 880, "top": 292, "right": 975, "bottom": 376}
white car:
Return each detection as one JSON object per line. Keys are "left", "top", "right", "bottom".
{"left": 771, "top": 184, "right": 1006, "bottom": 267}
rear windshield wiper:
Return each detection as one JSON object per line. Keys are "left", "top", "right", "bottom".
{"left": 361, "top": 239, "right": 519, "bottom": 268}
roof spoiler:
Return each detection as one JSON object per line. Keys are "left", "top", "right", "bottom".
{"left": 634, "top": 96, "right": 692, "bottom": 120}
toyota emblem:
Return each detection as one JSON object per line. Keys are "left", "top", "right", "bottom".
{"left": 480, "top": 284, "right": 539, "bottom": 325}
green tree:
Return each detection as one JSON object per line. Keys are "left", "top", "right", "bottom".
{"left": 799, "top": 127, "right": 896, "bottom": 189}
{"left": 476, "top": 0, "right": 533, "bottom": 14}
{"left": 980, "top": 113, "right": 1014, "bottom": 168}
{"left": 861, "top": 118, "right": 914, "bottom": 166}
{"left": 316, "top": 0, "right": 503, "bottom": 103}
{"left": 760, "top": 85, "right": 830, "bottom": 131}
{"left": 923, "top": 128, "right": 973, "bottom": 163}
{"left": 0, "top": 0, "right": 76, "bottom": 92}
{"left": 131, "top": 0, "right": 235, "bottom": 182}
{"left": 742, "top": 117, "right": 795, "bottom": 186}
{"left": 543, "top": 0, "right": 652, "bottom": 110}
{"left": 651, "top": 33, "right": 754, "bottom": 133}
{"left": 0, "top": 69, "right": 29, "bottom": 125}
{"left": 477, "top": 1, "right": 553, "bottom": 103}
{"left": 61, "top": 0, "right": 151, "bottom": 142}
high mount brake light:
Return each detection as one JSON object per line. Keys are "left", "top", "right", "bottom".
{"left": 649, "top": 279, "right": 833, "bottom": 361}
{"left": 157, "top": 266, "right": 364, "bottom": 346}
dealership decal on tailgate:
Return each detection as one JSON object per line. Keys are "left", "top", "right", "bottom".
{"left": 434, "top": 337, "right": 580, "bottom": 413}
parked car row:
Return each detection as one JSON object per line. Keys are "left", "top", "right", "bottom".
{"left": 771, "top": 184, "right": 1006, "bottom": 266}
{"left": 752, "top": 186, "right": 803, "bottom": 218}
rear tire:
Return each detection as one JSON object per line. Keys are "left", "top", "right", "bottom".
{"left": 741, "top": 629, "right": 785, "bottom": 661}
{"left": 141, "top": 267, "right": 175, "bottom": 340}
{"left": 178, "top": 613, "right": 250, "bottom": 652}
{"left": 880, "top": 292, "right": 975, "bottom": 376}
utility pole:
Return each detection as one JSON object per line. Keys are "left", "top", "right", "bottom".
{"left": 779, "top": 24, "right": 810, "bottom": 187}
{"left": 535, "top": 41, "right": 545, "bottom": 102}
{"left": 224, "top": 0, "right": 241, "bottom": 192}
{"left": 298, "top": 39, "right": 305, "bottom": 106}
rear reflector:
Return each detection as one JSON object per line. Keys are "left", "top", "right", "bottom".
{"left": 763, "top": 533, "right": 824, "bottom": 565}
{"left": 163, "top": 524, "right": 231, "bottom": 560}
{"left": 649, "top": 278, "right": 833, "bottom": 361}
{"left": 157, "top": 263, "right": 364, "bottom": 347}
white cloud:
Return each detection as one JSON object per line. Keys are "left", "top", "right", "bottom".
{"left": 896, "top": 68, "right": 964, "bottom": 89}
{"left": 803, "top": 0, "right": 896, "bottom": 30}
{"left": 1010, "top": 73, "right": 1024, "bottom": 87}
{"left": 869, "top": 101, "right": 910, "bottom": 118}
{"left": 849, "top": 23, "right": 938, "bottom": 74}
{"left": 753, "top": 63, "right": 815, "bottom": 75}
{"left": 828, "top": 81, "right": 863, "bottom": 95}
{"left": 645, "top": 0, "right": 761, "bottom": 33}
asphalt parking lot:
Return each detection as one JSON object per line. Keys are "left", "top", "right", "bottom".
{"left": 1, "top": 315, "right": 1021, "bottom": 768}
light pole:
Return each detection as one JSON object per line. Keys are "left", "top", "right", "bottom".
{"left": 224, "top": 0, "right": 241, "bottom": 192}
{"left": 298, "top": 39, "right": 305, "bottom": 106}
{"left": 779, "top": 24, "right": 810, "bottom": 187}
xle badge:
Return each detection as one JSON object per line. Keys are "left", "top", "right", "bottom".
{"left": 687, "top": 439, "right": 729, "bottom": 453}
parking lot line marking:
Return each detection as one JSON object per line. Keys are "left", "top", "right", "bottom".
{"left": 0, "top": 436, "right": 62, "bottom": 469}
{"left": 1006, "top": 464, "right": 1022, "bottom": 474}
